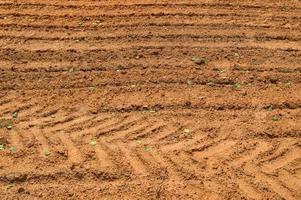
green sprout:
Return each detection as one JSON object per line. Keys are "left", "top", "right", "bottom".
{"left": 12, "top": 111, "right": 18, "bottom": 118}
{"left": 7, "top": 184, "right": 14, "bottom": 190}
{"left": 9, "top": 146, "right": 16, "bottom": 151}
{"left": 0, "top": 144, "right": 4, "bottom": 151}
{"left": 187, "top": 80, "right": 193, "bottom": 85}
{"left": 272, "top": 115, "right": 281, "bottom": 121}
{"left": 184, "top": 128, "right": 190, "bottom": 134}
{"left": 135, "top": 140, "right": 142, "bottom": 145}
{"left": 89, "top": 140, "right": 97, "bottom": 146}
{"left": 44, "top": 149, "right": 51, "bottom": 156}
{"left": 69, "top": 67, "right": 74, "bottom": 73}
{"left": 219, "top": 69, "right": 226, "bottom": 73}
{"left": 6, "top": 124, "right": 13, "bottom": 130}
{"left": 267, "top": 105, "right": 273, "bottom": 112}
{"left": 144, "top": 145, "right": 152, "bottom": 152}
{"left": 285, "top": 81, "right": 293, "bottom": 86}
{"left": 233, "top": 83, "right": 241, "bottom": 89}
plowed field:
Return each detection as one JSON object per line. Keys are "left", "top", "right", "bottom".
{"left": 0, "top": 0, "right": 301, "bottom": 199}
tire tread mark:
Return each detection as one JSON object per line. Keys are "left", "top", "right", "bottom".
{"left": 151, "top": 124, "right": 187, "bottom": 142}
{"left": 237, "top": 179, "right": 263, "bottom": 200}
{"left": 277, "top": 169, "right": 301, "bottom": 195}
{"left": 160, "top": 128, "right": 207, "bottom": 152}
{"left": 9, "top": 129, "right": 24, "bottom": 150}
{"left": 244, "top": 163, "right": 299, "bottom": 200}
{"left": 230, "top": 141, "right": 272, "bottom": 167}
{"left": 108, "top": 122, "right": 150, "bottom": 141}
{"left": 94, "top": 141, "right": 114, "bottom": 169}
{"left": 75, "top": 116, "right": 122, "bottom": 136}
{"left": 58, "top": 132, "right": 83, "bottom": 164}
{"left": 46, "top": 115, "right": 96, "bottom": 133}
{"left": 193, "top": 140, "right": 236, "bottom": 159}
{"left": 31, "top": 128, "right": 51, "bottom": 156}
{"left": 117, "top": 142, "right": 147, "bottom": 175}
{"left": 262, "top": 147, "right": 301, "bottom": 173}
{"left": 97, "top": 116, "right": 145, "bottom": 137}
{"left": 128, "top": 123, "right": 166, "bottom": 140}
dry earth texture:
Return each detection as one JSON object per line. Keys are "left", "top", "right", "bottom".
{"left": 0, "top": 0, "right": 301, "bottom": 199}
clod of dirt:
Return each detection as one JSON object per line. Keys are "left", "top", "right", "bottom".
{"left": 191, "top": 57, "right": 207, "bottom": 66}
{"left": 17, "top": 187, "right": 25, "bottom": 193}
{"left": 150, "top": 51, "right": 159, "bottom": 55}
{"left": 0, "top": 137, "right": 9, "bottom": 145}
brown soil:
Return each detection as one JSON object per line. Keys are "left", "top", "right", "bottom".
{"left": 0, "top": 0, "right": 301, "bottom": 199}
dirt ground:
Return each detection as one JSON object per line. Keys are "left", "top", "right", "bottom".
{"left": 0, "top": 0, "right": 301, "bottom": 199}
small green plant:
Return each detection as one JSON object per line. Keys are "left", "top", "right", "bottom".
{"left": 6, "top": 124, "right": 13, "bottom": 130}
{"left": 7, "top": 184, "right": 14, "bottom": 190}
{"left": 187, "top": 80, "right": 193, "bottom": 85}
{"left": 135, "top": 140, "right": 142, "bottom": 145}
{"left": 267, "top": 105, "right": 273, "bottom": 112}
{"left": 233, "top": 83, "right": 241, "bottom": 89}
{"left": 144, "top": 145, "right": 152, "bottom": 152}
{"left": 116, "top": 64, "right": 125, "bottom": 72}
{"left": 69, "top": 67, "right": 74, "bottom": 73}
{"left": 44, "top": 149, "right": 51, "bottom": 156}
{"left": 285, "top": 81, "right": 293, "bottom": 86}
{"left": 219, "top": 69, "right": 226, "bottom": 73}
{"left": 9, "top": 146, "right": 16, "bottom": 151}
{"left": 89, "top": 140, "right": 97, "bottom": 146}
{"left": 272, "top": 115, "right": 281, "bottom": 121}
{"left": 12, "top": 111, "right": 18, "bottom": 118}
{"left": 0, "top": 144, "right": 4, "bottom": 151}
{"left": 207, "top": 82, "right": 214, "bottom": 86}
{"left": 184, "top": 128, "right": 190, "bottom": 134}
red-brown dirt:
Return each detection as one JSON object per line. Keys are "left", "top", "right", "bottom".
{"left": 0, "top": 0, "right": 301, "bottom": 199}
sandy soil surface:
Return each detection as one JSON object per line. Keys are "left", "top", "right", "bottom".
{"left": 0, "top": 0, "right": 301, "bottom": 199}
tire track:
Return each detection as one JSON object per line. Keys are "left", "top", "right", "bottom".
{"left": 117, "top": 141, "right": 148, "bottom": 176}
{"left": 0, "top": 0, "right": 300, "bottom": 199}
{"left": 58, "top": 132, "right": 83, "bottom": 164}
